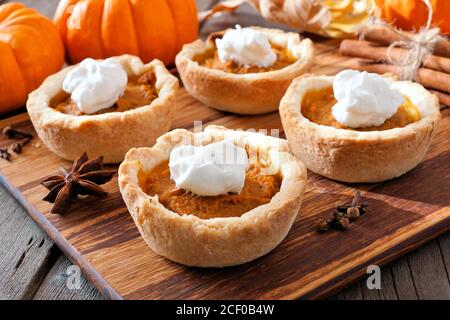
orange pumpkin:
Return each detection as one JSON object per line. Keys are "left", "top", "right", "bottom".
{"left": 376, "top": 0, "right": 450, "bottom": 34}
{"left": 54, "top": 0, "right": 199, "bottom": 65}
{"left": 0, "top": 2, "right": 65, "bottom": 114}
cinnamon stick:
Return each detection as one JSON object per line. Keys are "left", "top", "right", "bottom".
{"left": 340, "top": 39, "right": 450, "bottom": 74}
{"left": 355, "top": 62, "right": 450, "bottom": 94}
{"left": 362, "top": 27, "right": 450, "bottom": 58}
{"left": 428, "top": 90, "right": 450, "bottom": 108}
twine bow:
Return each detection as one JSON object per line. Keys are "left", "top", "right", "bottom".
{"left": 361, "top": 0, "right": 445, "bottom": 81}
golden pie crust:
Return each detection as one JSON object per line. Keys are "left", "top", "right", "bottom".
{"left": 27, "top": 55, "right": 179, "bottom": 164}
{"left": 280, "top": 74, "right": 441, "bottom": 183}
{"left": 118, "top": 126, "right": 307, "bottom": 267}
{"left": 176, "top": 27, "right": 314, "bottom": 115}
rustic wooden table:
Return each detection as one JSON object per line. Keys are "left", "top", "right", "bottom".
{"left": 1, "top": 0, "right": 449, "bottom": 300}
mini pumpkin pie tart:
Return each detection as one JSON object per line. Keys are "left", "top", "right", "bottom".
{"left": 27, "top": 55, "right": 179, "bottom": 164}
{"left": 176, "top": 25, "right": 314, "bottom": 115}
{"left": 280, "top": 70, "right": 441, "bottom": 183}
{"left": 118, "top": 125, "right": 307, "bottom": 267}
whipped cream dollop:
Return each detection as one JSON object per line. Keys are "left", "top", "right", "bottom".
{"left": 169, "top": 141, "right": 249, "bottom": 197}
{"left": 216, "top": 25, "right": 277, "bottom": 68}
{"left": 63, "top": 58, "right": 128, "bottom": 114}
{"left": 331, "top": 70, "right": 405, "bottom": 128}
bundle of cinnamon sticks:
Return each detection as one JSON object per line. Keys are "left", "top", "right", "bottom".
{"left": 340, "top": 27, "right": 450, "bottom": 107}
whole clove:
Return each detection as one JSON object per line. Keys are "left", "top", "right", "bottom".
{"left": 317, "top": 191, "right": 368, "bottom": 232}
{"left": 0, "top": 147, "right": 11, "bottom": 161}
{"left": 333, "top": 210, "right": 344, "bottom": 219}
{"left": 2, "top": 126, "right": 33, "bottom": 140}
{"left": 346, "top": 206, "right": 360, "bottom": 220}
{"left": 334, "top": 217, "right": 350, "bottom": 230}
{"left": 11, "top": 137, "right": 32, "bottom": 154}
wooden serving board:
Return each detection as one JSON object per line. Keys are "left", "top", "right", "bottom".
{"left": 0, "top": 39, "right": 449, "bottom": 300}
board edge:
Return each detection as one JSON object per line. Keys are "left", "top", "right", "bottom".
{"left": 0, "top": 174, "right": 123, "bottom": 301}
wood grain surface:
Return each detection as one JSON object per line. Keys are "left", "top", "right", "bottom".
{"left": 0, "top": 36, "right": 449, "bottom": 299}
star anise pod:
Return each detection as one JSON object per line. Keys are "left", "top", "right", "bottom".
{"left": 41, "top": 153, "right": 116, "bottom": 214}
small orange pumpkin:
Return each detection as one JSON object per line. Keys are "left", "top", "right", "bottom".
{"left": 54, "top": 0, "right": 199, "bottom": 65}
{"left": 0, "top": 2, "right": 65, "bottom": 114}
{"left": 376, "top": 0, "right": 450, "bottom": 34}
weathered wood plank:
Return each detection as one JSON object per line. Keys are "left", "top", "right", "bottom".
{"left": 438, "top": 233, "right": 450, "bottom": 285}
{"left": 0, "top": 185, "right": 57, "bottom": 299}
{"left": 390, "top": 258, "right": 418, "bottom": 300}
{"left": 33, "top": 255, "right": 103, "bottom": 300}
{"left": 332, "top": 265, "right": 399, "bottom": 300}
{"left": 339, "top": 238, "right": 450, "bottom": 300}
{"left": 360, "top": 276, "right": 381, "bottom": 300}
{"left": 407, "top": 240, "right": 450, "bottom": 299}
{"left": 378, "top": 266, "right": 398, "bottom": 300}
{"left": 331, "top": 282, "right": 363, "bottom": 300}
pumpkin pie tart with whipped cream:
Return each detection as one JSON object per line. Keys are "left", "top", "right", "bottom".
{"left": 27, "top": 55, "right": 179, "bottom": 163}
{"left": 280, "top": 70, "right": 441, "bottom": 183}
{"left": 118, "top": 126, "right": 307, "bottom": 267}
{"left": 176, "top": 25, "right": 314, "bottom": 115}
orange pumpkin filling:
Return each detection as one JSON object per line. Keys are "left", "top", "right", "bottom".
{"left": 141, "top": 161, "right": 282, "bottom": 219}
{"left": 52, "top": 72, "right": 158, "bottom": 116}
{"left": 301, "top": 87, "right": 421, "bottom": 131}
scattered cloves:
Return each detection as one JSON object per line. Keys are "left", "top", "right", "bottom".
{"left": 317, "top": 191, "right": 368, "bottom": 232}
{"left": 1, "top": 126, "right": 34, "bottom": 161}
